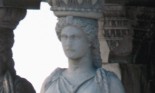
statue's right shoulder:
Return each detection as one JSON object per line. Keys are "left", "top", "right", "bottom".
{"left": 40, "top": 68, "right": 64, "bottom": 93}
{"left": 47, "top": 68, "right": 63, "bottom": 82}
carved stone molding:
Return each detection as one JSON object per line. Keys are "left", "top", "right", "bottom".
{"left": 105, "top": 0, "right": 155, "bottom": 7}
{"left": 0, "top": 0, "right": 41, "bottom": 9}
{"left": 48, "top": 0, "right": 104, "bottom": 19}
{"left": 0, "top": 8, "right": 26, "bottom": 29}
{"left": 100, "top": 4, "right": 133, "bottom": 63}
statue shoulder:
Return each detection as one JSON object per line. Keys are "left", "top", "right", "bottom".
{"left": 96, "top": 68, "right": 118, "bottom": 80}
{"left": 107, "top": 71, "right": 125, "bottom": 93}
{"left": 14, "top": 76, "right": 36, "bottom": 93}
{"left": 96, "top": 68, "right": 125, "bottom": 93}
{"left": 40, "top": 68, "right": 64, "bottom": 93}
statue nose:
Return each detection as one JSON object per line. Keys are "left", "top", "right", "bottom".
{"left": 65, "top": 38, "right": 73, "bottom": 49}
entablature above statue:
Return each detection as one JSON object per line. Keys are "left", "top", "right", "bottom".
{"left": 105, "top": 0, "right": 155, "bottom": 7}
{"left": 0, "top": 0, "right": 46, "bottom": 9}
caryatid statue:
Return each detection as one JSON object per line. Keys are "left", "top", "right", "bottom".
{"left": 41, "top": 0, "right": 125, "bottom": 93}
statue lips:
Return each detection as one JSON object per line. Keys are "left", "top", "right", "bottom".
{"left": 64, "top": 48, "right": 76, "bottom": 58}
{"left": 65, "top": 48, "right": 75, "bottom": 53}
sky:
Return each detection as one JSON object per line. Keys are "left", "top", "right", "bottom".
{"left": 13, "top": 2, "right": 68, "bottom": 93}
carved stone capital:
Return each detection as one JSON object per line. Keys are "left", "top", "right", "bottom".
{"left": 48, "top": 0, "right": 104, "bottom": 19}
{"left": 0, "top": 7, "right": 26, "bottom": 29}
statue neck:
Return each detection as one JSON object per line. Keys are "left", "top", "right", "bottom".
{"left": 63, "top": 52, "right": 96, "bottom": 87}
{"left": 67, "top": 53, "right": 95, "bottom": 74}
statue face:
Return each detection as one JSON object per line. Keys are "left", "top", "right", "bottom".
{"left": 61, "top": 26, "right": 90, "bottom": 60}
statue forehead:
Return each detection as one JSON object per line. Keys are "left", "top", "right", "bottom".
{"left": 61, "top": 26, "right": 86, "bottom": 36}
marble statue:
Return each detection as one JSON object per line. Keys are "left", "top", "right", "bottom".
{"left": 40, "top": 16, "right": 125, "bottom": 93}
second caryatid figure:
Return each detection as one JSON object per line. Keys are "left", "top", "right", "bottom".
{"left": 41, "top": 0, "right": 125, "bottom": 93}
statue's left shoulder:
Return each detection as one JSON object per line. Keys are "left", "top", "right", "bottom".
{"left": 97, "top": 68, "right": 125, "bottom": 93}
{"left": 106, "top": 69, "right": 125, "bottom": 93}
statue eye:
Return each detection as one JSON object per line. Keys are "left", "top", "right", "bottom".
{"left": 71, "top": 35, "right": 76, "bottom": 39}
{"left": 71, "top": 35, "right": 81, "bottom": 40}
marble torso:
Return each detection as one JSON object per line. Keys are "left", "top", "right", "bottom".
{"left": 41, "top": 68, "right": 124, "bottom": 93}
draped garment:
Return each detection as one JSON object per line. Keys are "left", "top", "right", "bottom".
{"left": 41, "top": 68, "right": 125, "bottom": 93}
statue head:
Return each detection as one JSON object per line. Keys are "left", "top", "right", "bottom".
{"left": 56, "top": 16, "right": 102, "bottom": 68}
